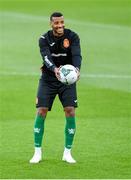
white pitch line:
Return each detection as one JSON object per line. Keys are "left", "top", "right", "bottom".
{"left": 0, "top": 11, "right": 131, "bottom": 31}
{"left": 81, "top": 74, "right": 131, "bottom": 79}
{"left": 0, "top": 72, "right": 131, "bottom": 79}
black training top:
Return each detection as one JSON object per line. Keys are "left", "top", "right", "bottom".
{"left": 39, "top": 28, "right": 82, "bottom": 76}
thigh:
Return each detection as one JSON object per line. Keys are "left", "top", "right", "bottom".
{"left": 58, "top": 83, "right": 78, "bottom": 108}
{"left": 36, "top": 78, "right": 57, "bottom": 111}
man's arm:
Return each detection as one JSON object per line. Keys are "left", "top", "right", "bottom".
{"left": 39, "top": 37, "right": 56, "bottom": 72}
{"left": 71, "top": 33, "right": 82, "bottom": 71}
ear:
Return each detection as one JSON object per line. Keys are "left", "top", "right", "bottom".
{"left": 50, "top": 21, "right": 52, "bottom": 26}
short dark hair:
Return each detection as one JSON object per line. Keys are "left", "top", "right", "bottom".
{"left": 50, "top": 12, "right": 63, "bottom": 21}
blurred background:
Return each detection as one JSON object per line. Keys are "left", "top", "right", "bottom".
{"left": 0, "top": 0, "right": 131, "bottom": 179}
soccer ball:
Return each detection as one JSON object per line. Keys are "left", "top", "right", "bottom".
{"left": 59, "top": 64, "right": 78, "bottom": 85}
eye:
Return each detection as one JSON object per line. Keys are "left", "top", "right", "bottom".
{"left": 54, "top": 21, "right": 59, "bottom": 25}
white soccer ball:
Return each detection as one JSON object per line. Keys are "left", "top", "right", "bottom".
{"left": 59, "top": 64, "right": 78, "bottom": 85}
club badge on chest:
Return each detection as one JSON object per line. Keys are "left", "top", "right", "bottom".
{"left": 63, "top": 38, "right": 70, "bottom": 48}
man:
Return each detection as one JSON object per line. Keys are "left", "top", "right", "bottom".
{"left": 30, "top": 12, "right": 82, "bottom": 164}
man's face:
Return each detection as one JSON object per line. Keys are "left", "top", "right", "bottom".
{"left": 50, "top": 16, "right": 65, "bottom": 36}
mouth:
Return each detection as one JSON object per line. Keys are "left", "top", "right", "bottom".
{"left": 56, "top": 27, "right": 64, "bottom": 34}
{"left": 53, "top": 26, "right": 65, "bottom": 37}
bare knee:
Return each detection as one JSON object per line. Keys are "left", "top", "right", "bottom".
{"left": 37, "top": 107, "right": 48, "bottom": 117}
{"left": 64, "top": 106, "right": 75, "bottom": 117}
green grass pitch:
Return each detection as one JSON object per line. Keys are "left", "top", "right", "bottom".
{"left": 0, "top": 0, "right": 131, "bottom": 179}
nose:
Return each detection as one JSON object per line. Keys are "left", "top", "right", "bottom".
{"left": 58, "top": 23, "right": 63, "bottom": 28}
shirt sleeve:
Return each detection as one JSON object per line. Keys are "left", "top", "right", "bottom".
{"left": 71, "top": 33, "right": 82, "bottom": 70}
{"left": 39, "top": 36, "right": 56, "bottom": 72}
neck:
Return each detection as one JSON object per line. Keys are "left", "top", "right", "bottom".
{"left": 53, "top": 31, "right": 64, "bottom": 37}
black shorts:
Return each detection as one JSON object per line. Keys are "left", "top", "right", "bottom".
{"left": 36, "top": 75, "right": 78, "bottom": 111}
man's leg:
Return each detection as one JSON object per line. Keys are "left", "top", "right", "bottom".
{"left": 30, "top": 107, "right": 48, "bottom": 163}
{"left": 63, "top": 106, "right": 76, "bottom": 163}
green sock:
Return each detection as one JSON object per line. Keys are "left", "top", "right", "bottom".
{"left": 34, "top": 114, "right": 45, "bottom": 147}
{"left": 65, "top": 117, "right": 76, "bottom": 149}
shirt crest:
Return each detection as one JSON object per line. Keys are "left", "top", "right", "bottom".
{"left": 63, "top": 38, "right": 70, "bottom": 48}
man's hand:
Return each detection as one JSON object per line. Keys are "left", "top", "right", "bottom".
{"left": 54, "top": 67, "right": 61, "bottom": 80}
{"left": 75, "top": 67, "right": 80, "bottom": 81}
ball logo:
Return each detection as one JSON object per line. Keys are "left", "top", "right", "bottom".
{"left": 61, "top": 68, "right": 73, "bottom": 77}
{"left": 63, "top": 38, "right": 70, "bottom": 48}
